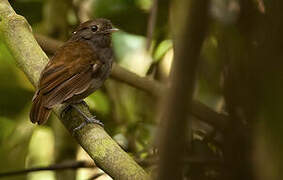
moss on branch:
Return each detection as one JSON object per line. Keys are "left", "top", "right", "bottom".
{"left": 0, "top": 1, "right": 149, "bottom": 179}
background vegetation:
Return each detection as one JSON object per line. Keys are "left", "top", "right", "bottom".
{"left": 0, "top": 0, "right": 282, "bottom": 180}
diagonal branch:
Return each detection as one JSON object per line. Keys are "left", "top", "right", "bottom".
{"left": 0, "top": 1, "right": 149, "bottom": 179}
{"left": 35, "top": 34, "right": 229, "bottom": 132}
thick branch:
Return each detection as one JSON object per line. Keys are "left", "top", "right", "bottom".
{"left": 0, "top": 1, "right": 149, "bottom": 179}
{"left": 35, "top": 34, "right": 228, "bottom": 132}
{"left": 158, "top": 0, "right": 210, "bottom": 179}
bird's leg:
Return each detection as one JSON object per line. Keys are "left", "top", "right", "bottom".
{"left": 61, "top": 102, "right": 104, "bottom": 132}
{"left": 70, "top": 104, "right": 104, "bottom": 132}
{"left": 60, "top": 104, "right": 72, "bottom": 119}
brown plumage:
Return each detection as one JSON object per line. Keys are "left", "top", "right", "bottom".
{"left": 30, "top": 19, "right": 117, "bottom": 125}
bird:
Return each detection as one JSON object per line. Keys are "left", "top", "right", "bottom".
{"left": 30, "top": 18, "right": 118, "bottom": 131}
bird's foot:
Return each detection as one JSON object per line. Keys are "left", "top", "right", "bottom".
{"left": 61, "top": 104, "right": 104, "bottom": 133}
{"left": 85, "top": 116, "right": 104, "bottom": 125}
{"left": 73, "top": 117, "right": 104, "bottom": 132}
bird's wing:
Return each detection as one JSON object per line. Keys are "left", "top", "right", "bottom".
{"left": 35, "top": 41, "right": 101, "bottom": 108}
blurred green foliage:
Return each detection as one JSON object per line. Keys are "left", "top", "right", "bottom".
{"left": 1, "top": 0, "right": 221, "bottom": 179}
{"left": 10, "top": 0, "right": 43, "bottom": 24}
{"left": 1, "top": 0, "right": 283, "bottom": 180}
{"left": 1, "top": 0, "right": 162, "bottom": 179}
{"left": 92, "top": 0, "right": 149, "bottom": 35}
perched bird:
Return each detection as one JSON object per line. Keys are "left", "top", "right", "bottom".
{"left": 30, "top": 18, "right": 118, "bottom": 130}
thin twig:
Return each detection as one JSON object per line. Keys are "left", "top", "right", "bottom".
{"left": 0, "top": 161, "right": 95, "bottom": 178}
{"left": 87, "top": 173, "right": 105, "bottom": 180}
{"left": 146, "top": 0, "right": 158, "bottom": 50}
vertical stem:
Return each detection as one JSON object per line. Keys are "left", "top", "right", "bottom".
{"left": 146, "top": 0, "right": 158, "bottom": 50}
{"left": 157, "top": 0, "right": 210, "bottom": 179}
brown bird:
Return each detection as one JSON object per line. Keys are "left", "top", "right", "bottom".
{"left": 30, "top": 18, "right": 118, "bottom": 131}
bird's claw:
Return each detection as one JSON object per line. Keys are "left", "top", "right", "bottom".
{"left": 73, "top": 122, "right": 87, "bottom": 132}
{"left": 85, "top": 117, "right": 104, "bottom": 126}
{"left": 72, "top": 117, "right": 104, "bottom": 133}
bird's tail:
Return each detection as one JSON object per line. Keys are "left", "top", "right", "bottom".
{"left": 30, "top": 94, "right": 51, "bottom": 125}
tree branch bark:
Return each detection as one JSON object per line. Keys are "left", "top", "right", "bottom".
{"left": 0, "top": 1, "right": 149, "bottom": 179}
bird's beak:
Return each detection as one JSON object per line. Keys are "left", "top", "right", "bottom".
{"left": 109, "top": 28, "right": 119, "bottom": 33}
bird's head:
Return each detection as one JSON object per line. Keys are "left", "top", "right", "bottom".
{"left": 71, "top": 18, "right": 118, "bottom": 45}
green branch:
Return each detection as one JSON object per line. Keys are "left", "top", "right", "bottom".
{"left": 0, "top": 1, "right": 149, "bottom": 179}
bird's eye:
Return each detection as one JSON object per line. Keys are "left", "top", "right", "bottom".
{"left": 91, "top": 25, "right": 98, "bottom": 32}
